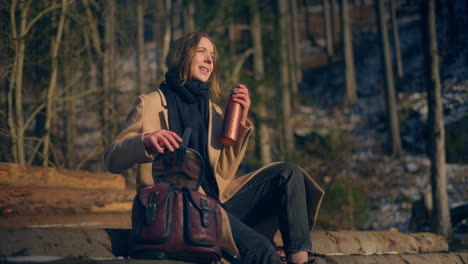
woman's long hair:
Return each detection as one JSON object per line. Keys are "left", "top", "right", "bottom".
{"left": 166, "top": 32, "right": 222, "bottom": 99}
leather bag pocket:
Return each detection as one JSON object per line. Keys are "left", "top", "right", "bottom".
{"left": 135, "top": 183, "right": 173, "bottom": 244}
{"left": 183, "top": 189, "right": 221, "bottom": 247}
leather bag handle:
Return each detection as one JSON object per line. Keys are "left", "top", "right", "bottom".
{"left": 177, "top": 127, "right": 206, "bottom": 190}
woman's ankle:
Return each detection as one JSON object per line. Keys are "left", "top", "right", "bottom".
{"left": 286, "top": 251, "right": 308, "bottom": 264}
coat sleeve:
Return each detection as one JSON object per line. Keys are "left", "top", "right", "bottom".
{"left": 215, "top": 116, "right": 254, "bottom": 181}
{"left": 104, "top": 96, "right": 154, "bottom": 174}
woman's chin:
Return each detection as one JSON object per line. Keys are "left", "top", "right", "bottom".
{"left": 192, "top": 74, "right": 210, "bottom": 83}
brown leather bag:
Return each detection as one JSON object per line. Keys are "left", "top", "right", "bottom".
{"left": 130, "top": 128, "right": 223, "bottom": 263}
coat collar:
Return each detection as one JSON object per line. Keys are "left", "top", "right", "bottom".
{"left": 156, "top": 89, "right": 167, "bottom": 108}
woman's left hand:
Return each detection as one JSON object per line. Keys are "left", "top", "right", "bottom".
{"left": 231, "top": 84, "right": 251, "bottom": 126}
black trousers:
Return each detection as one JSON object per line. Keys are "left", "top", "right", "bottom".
{"left": 222, "top": 162, "right": 312, "bottom": 264}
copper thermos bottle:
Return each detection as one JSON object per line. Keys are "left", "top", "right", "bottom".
{"left": 221, "top": 93, "right": 243, "bottom": 146}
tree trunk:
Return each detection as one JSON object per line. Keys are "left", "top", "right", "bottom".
{"left": 228, "top": 14, "right": 236, "bottom": 83}
{"left": 375, "top": 0, "right": 402, "bottom": 156}
{"left": 171, "top": 0, "right": 183, "bottom": 40}
{"left": 136, "top": 0, "right": 145, "bottom": 95}
{"left": 63, "top": 21, "right": 76, "bottom": 169}
{"left": 323, "top": 0, "right": 335, "bottom": 59}
{"left": 82, "top": 0, "right": 103, "bottom": 58}
{"left": 8, "top": 3, "right": 18, "bottom": 163}
{"left": 250, "top": 0, "right": 272, "bottom": 165}
{"left": 43, "top": 0, "right": 69, "bottom": 167}
{"left": 331, "top": 0, "right": 341, "bottom": 52}
{"left": 390, "top": 0, "right": 404, "bottom": 79}
{"left": 82, "top": 0, "right": 109, "bottom": 151}
{"left": 9, "top": 0, "right": 28, "bottom": 165}
{"left": 421, "top": 0, "right": 452, "bottom": 240}
{"left": 161, "top": 0, "right": 172, "bottom": 76}
{"left": 278, "top": 0, "right": 294, "bottom": 158}
{"left": 183, "top": 0, "right": 195, "bottom": 33}
{"left": 341, "top": 0, "right": 357, "bottom": 106}
{"left": 102, "top": 0, "right": 117, "bottom": 150}
{"left": 7, "top": 71, "right": 17, "bottom": 163}
{"left": 290, "top": 0, "right": 302, "bottom": 85}
{"left": 152, "top": 2, "right": 161, "bottom": 83}
{"left": 287, "top": 0, "right": 299, "bottom": 109}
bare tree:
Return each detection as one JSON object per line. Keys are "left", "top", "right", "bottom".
{"left": 136, "top": 0, "right": 145, "bottom": 95}
{"left": 290, "top": 0, "right": 302, "bottom": 86}
{"left": 8, "top": 0, "right": 27, "bottom": 164}
{"left": 61, "top": 19, "right": 77, "bottom": 168}
{"left": 151, "top": 2, "right": 161, "bottom": 84}
{"left": 278, "top": 0, "right": 294, "bottom": 158}
{"left": 323, "top": 0, "right": 335, "bottom": 59}
{"left": 286, "top": 1, "right": 298, "bottom": 109}
{"left": 103, "top": 0, "right": 117, "bottom": 148}
{"left": 341, "top": 0, "right": 357, "bottom": 106}
{"left": 183, "top": 0, "right": 195, "bottom": 33}
{"left": 81, "top": 0, "right": 117, "bottom": 151}
{"left": 228, "top": 12, "right": 236, "bottom": 70}
{"left": 9, "top": 1, "right": 62, "bottom": 165}
{"left": 375, "top": 0, "right": 402, "bottom": 156}
{"left": 331, "top": 0, "right": 341, "bottom": 51}
{"left": 42, "top": 0, "right": 69, "bottom": 166}
{"left": 161, "top": 0, "right": 172, "bottom": 76}
{"left": 250, "top": 0, "right": 272, "bottom": 164}
{"left": 171, "top": 0, "right": 183, "bottom": 40}
{"left": 421, "top": 0, "right": 452, "bottom": 240}
{"left": 82, "top": 0, "right": 103, "bottom": 58}
{"left": 390, "top": 0, "right": 403, "bottom": 79}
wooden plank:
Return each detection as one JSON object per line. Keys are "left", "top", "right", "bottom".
{"left": 0, "top": 162, "right": 125, "bottom": 189}
{"left": 0, "top": 186, "right": 135, "bottom": 216}
{"left": 0, "top": 213, "right": 131, "bottom": 229}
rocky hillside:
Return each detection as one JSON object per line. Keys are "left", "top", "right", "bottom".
{"left": 293, "top": 0, "right": 467, "bottom": 242}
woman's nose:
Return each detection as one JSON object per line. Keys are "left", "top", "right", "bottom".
{"left": 204, "top": 55, "right": 213, "bottom": 64}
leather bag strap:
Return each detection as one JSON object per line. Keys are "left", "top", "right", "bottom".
{"left": 176, "top": 127, "right": 191, "bottom": 165}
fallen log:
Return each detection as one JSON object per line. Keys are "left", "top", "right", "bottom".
{"left": 0, "top": 186, "right": 135, "bottom": 216}
{"left": 0, "top": 256, "right": 193, "bottom": 264}
{"left": 0, "top": 162, "right": 125, "bottom": 189}
{"left": 2, "top": 246, "right": 468, "bottom": 264}
{"left": 0, "top": 228, "right": 451, "bottom": 258}
{"left": 274, "top": 230, "right": 448, "bottom": 254}
{"left": 0, "top": 228, "right": 122, "bottom": 258}
{"left": 1, "top": 252, "right": 468, "bottom": 264}
{"left": 309, "top": 252, "right": 468, "bottom": 264}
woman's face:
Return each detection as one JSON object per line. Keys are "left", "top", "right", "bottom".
{"left": 190, "top": 37, "right": 214, "bottom": 83}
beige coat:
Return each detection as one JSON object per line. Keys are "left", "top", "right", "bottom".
{"left": 104, "top": 90, "right": 325, "bottom": 255}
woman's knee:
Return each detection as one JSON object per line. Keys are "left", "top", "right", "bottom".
{"left": 276, "top": 162, "right": 304, "bottom": 183}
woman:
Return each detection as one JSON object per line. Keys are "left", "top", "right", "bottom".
{"left": 104, "top": 32, "right": 324, "bottom": 264}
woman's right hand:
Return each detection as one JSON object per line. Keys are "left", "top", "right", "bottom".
{"left": 143, "top": 130, "right": 183, "bottom": 154}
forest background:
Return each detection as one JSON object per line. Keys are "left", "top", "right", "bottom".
{"left": 1, "top": 0, "right": 466, "bottom": 242}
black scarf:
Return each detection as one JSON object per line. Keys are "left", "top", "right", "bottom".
{"left": 160, "top": 69, "right": 219, "bottom": 199}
